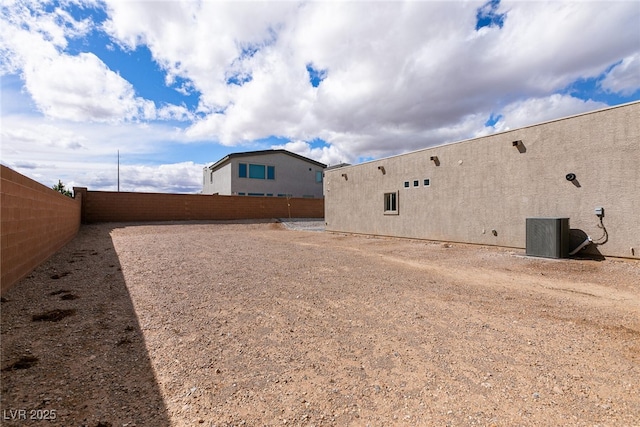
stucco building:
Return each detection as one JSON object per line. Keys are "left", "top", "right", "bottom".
{"left": 324, "top": 102, "right": 640, "bottom": 259}
{"left": 203, "top": 149, "right": 326, "bottom": 198}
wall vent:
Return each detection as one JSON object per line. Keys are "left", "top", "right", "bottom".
{"left": 526, "top": 218, "right": 570, "bottom": 259}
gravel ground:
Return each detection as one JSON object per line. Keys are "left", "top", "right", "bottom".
{"left": 1, "top": 220, "right": 639, "bottom": 427}
{"left": 278, "top": 219, "right": 325, "bottom": 232}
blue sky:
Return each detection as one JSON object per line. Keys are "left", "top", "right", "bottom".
{"left": 1, "top": 0, "right": 639, "bottom": 193}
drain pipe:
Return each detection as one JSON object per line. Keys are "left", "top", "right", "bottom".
{"left": 569, "top": 236, "right": 593, "bottom": 256}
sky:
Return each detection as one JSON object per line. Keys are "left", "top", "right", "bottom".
{"left": 1, "top": 0, "right": 639, "bottom": 194}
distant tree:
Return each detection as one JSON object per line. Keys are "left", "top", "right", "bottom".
{"left": 52, "top": 180, "right": 73, "bottom": 197}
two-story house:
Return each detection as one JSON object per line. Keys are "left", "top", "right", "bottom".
{"left": 203, "top": 149, "right": 326, "bottom": 198}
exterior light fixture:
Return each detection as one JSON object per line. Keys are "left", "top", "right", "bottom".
{"left": 377, "top": 166, "right": 386, "bottom": 174}
{"left": 565, "top": 173, "right": 576, "bottom": 182}
{"left": 430, "top": 156, "right": 440, "bottom": 166}
{"left": 512, "top": 139, "right": 526, "bottom": 153}
{"left": 341, "top": 173, "right": 348, "bottom": 180}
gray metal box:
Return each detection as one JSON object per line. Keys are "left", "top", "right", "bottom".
{"left": 526, "top": 218, "right": 570, "bottom": 258}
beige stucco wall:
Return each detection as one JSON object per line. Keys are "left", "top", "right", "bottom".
{"left": 324, "top": 102, "right": 640, "bottom": 259}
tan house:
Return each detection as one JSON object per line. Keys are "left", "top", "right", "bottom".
{"left": 203, "top": 149, "right": 326, "bottom": 198}
{"left": 324, "top": 102, "right": 640, "bottom": 259}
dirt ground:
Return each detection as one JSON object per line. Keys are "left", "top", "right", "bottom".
{"left": 1, "top": 221, "right": 639, "bottom": 427}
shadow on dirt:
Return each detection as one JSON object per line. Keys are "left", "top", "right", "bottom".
{"left": 0, "top": 224, "right": 170, "bottom": 426}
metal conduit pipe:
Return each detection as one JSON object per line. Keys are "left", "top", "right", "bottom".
{"left": 569, "top": 236, "right": 593, "bottom": 256}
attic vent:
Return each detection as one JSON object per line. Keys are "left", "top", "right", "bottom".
{"left": 526, "top": 218, "right": 570, "bottom": 259}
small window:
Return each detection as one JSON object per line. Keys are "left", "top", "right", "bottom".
{"left": 424, "top": 179, "right": 430, "bottom": 187}
{"left": 239, "top": 163, "right": 247, "bottom": 178}
{"left": 413, "top": 180, "right": 419, "bottom": 187}
{"left": 266, "top": 193, "right": 273, "bottom": 197}
{"left": 238, "top": 192, "right": 246, "bottom": 196}
{"left": 316, "top": 171, "right": 323, "bottom": 183}
{"left": 384, "top": 192, "right": 398, "bottom": 215}
{"left": 267, "top": 165, "right": 275, "bottom": 180}
{"left": 404, "top": 181, "right": 409, "bottom": 188}
{"left": 248, "top": 192, "right": 264, "bottom": 196}
{"left": 249, "top": 164, "right": 266, "bottom": 179}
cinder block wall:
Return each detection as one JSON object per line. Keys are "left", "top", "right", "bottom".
{"left": 75, "top": 189, "right": 324, "bottom": 223}
{"left": 1, "top": 165, "right": 81, "bottom": 294}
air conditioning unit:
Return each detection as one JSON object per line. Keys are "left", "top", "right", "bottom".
{"left": 526, "top": 218, "right": 570, "bottom": 259}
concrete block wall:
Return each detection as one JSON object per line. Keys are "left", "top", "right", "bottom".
{"left": 1, "top": 165, "right": 81, "bottom": 294}
{"left": 75, "top": 189, "right": 324, "bottom": 223}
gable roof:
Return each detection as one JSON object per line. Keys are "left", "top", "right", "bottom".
{"left": 208, "top": 149, "right": 326, "bottom": 172}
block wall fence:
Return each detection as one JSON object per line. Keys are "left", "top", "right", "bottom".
{"left": 1, "top": 166, "right": 324, "bottom": 293}
{"left": 1, "top": 165, "right": 82, "bottom": 294}
{"left": 74, "top": 188, "right": 324, "bottom": 223}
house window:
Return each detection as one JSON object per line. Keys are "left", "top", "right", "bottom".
{"left": 413, "top": 180, "right": 419, "bottom": 187}
{"left": 404, "top": 181, "right": 409, "bottom": 188}
{"left": 384, "top": 192, "right": 398, "bottom": 215}
{"left": 315, "top": 171, "right": 323, "bottom": 183}
{"left": 248, "top": 192, "right": 264, "bottom": 196}
{"left": 240, "top": 163, "right": 275, "bottom": 180}
{"left": 424, "top": 179, "right": 430, "bottom": 187}
{"left": 249, "top": 164, "right": 266, "bottom": 179}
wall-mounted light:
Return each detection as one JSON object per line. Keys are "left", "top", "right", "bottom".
{"left": 341, "top": 173, "right": 348, "bottom": 180}
{"left": 430, "top": 156, "right": 440, "bottom": 166}
{"left": 512, "top": 139, "right": 526, "bottom": 153}
{"left": 377, "top": 166, "right": 386, "bottom": 174}
{"left": 566, "top": 172, "right": 580, "bottom": 187}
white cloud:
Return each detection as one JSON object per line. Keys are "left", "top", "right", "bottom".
{"left": 117, "top": 162, "right": 204, "bottom": 193}
{"left": 24, "top": 52, "right": 156, "bottom": 122}
{"left": 490, "top": 94, "right": 608, "bottom": 133}
{"left": 157, "top": 104, "right": 194, "bottom": 122}
{"left": 1, "top": 0, "right": 157, "bottom": 122}
{"left": 270, "top": 140, "right": 351, "bottom": 167}
{"left": 176, "top": 1, "right": 639, "bottom": 159}
{"left": 600, "top": 53, "right": 640, "bottom": 97}
{"left": 0, "top": 0, "right": 90, "bottom": 73}
{"left": 103, "top": 0, "right": 296, "bottom": 112}
{"left": 1, "top": 111, "right": 201, "bottom": 192}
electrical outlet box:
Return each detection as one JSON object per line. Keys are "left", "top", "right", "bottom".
{"left": 594, "top": 207, "right": 604, "bottom": 217}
